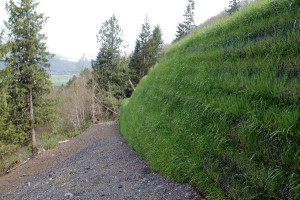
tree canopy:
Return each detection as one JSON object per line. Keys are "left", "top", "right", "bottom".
{"left": 226, "top": 0, "right": 242, "bottom": 15}
{"left": 92, "top": 14, "right": 130, "bottom": 102}
{"left": 129, "top": 17, "right": 163, "bottom": 86}
{"left": 173, "top": 0, "right": 195, "bottom": 42}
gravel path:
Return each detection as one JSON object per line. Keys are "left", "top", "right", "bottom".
{"left": 0, "top": 122, "right": 204, "bottom": 200}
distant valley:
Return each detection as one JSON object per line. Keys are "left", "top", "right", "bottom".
{"left": 49, "top": 56, "right": 91, "bottom": 75}
{"left": 49, "top": 56, "right": 91, "bottom": 85}
{"left": 1, "top": 55, "right": 91, "bottom": 74}
{"left": 1, "top": 56, "right": 91, "bottom": 85}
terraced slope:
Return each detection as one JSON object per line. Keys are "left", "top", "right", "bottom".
{"left": 119, "top": 0, "right": 300, "bottom": 199}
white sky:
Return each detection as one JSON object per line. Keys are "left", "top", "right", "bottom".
{"left": 0, "top": 0, "right": 229, "bottom": 61}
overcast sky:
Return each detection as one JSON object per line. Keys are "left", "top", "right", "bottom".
{"left": 0, "top": 0, "right": 229, "bottom": 61}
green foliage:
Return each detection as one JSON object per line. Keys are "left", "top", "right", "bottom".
{"left": 0, "top": 27, "right": 16, "bottom": 146}
{"left": 173, "top": 0, "right": 195, "bottom": 42}
{"left": 129, "top": 17, "right": 163, "bottom": 87}
{"left": 92, "top": 14, "right": 130, "bottom": 101}
{"left": 120, "top": 0, "right": 300, "bottom": 199}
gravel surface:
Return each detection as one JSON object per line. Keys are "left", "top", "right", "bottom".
{"left": 0, "top": 122, "right": 204, "bottom": 200}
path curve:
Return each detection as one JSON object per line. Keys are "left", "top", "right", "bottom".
{"left": 0, "top": 122, "right": 204, "bottom": 200}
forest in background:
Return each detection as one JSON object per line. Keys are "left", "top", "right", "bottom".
{"left": 0, "top": 0, "right": 254, "bottom": 174}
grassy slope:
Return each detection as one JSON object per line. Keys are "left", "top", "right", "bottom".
{"left": 120, "top": 0, "right": 300, "bottom": 199}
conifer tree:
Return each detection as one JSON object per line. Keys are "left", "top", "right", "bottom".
{"left": 226, "top": 0, "right": 242, "bottom": 15}
{"left": 129, "top": 18, "right": 163, "bottom": 86}
{"left": 5, "top": 0, "right": 54, "bottom": 155}
{"left": 128, "top": 40, "right": 142, "bottom": 85}
{"left": 128, "top": 15, "right": 152, "bottom": 81}
{"left": 148, "top": 25, "right": 163, "bottom": 65}
{"left": 92, "top": 14, "right": 129, "bottom": 100}
{"left": 173, "top": 0, "right": 195, "bottom": 42}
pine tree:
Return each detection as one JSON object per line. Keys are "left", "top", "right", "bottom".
{"left": 129, "top": 18, "right": 163, "bottom": 87}
{"left": 138, "top": 15, "right": 152, "bottom": 78}
{"left": 128, "top": 40, "right": 142, "bottom": 84}
{"left": 173, "top": 0, "right": 195, "bottom": 42}
{"left": 92, "top": 14, "right": 129, "bottom": 101}
{"left": 148, "top": 25, "right": 163, "bottom": 65}
{"left": 226, "top": 0, "right": 242, "bottom": 15}
{"left": 5, "top": 0, "right": 54, "bottom": 155}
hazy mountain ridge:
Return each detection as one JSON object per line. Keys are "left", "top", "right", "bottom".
{"left": 49, "top": 56, "right": 91, "bottom": 75}
{"left": 0, "top": 56, "right": 91, "bottom": 74}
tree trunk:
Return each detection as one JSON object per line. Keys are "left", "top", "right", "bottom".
{"left": 29, "top": 87, "right": 37, "bottom": 155}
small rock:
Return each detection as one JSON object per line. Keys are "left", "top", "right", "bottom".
{"left": 155, "top": 185, "right": 163, "bottom": 190}
{"left": 64, "top": 193, "right": 73, "bottom": 198}
{"left": 141, "top": 178, "right": 147, "bottom": 183}
{"left": 185, "top": 192, "right": 195, "bottom": 199}
{"left": 58, "top": 140, "right": 69, "bottom": 144}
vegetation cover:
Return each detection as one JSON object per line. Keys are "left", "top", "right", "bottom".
{"left": 120, "top": 0, "right": 300, "bottom": 199}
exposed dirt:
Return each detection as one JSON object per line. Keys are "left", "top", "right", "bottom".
{"left": 0, "top": 122, "right": 204, "bottom": 200}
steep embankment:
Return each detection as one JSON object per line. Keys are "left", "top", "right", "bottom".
{"left": 120, "top": 0, "right": 300, "bottom": 199}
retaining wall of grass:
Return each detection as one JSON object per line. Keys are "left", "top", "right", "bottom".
{"left": 120, "top": 0, "right": 300, "bottom": 199}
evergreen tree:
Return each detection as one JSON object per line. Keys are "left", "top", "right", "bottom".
{"left": 128, "top": 16, "right": 151, "bottom": 84}
{"left": 148, "top": 25, "right": 163, "bottom": 66}
{"left": 129, "top": 18, "right": 163, "bottom": 86}
{"left": 138, "top": 15, "right": 152, "bottom": 78}
{"left": 173, "top": 0, "right": 195, "bottom": 42}
{"left": 128, "top": 40, "right": 142, "bottom": 85}
{"left": 226, "top": 0, "right": 242, "bottom": 15}
{"left": 5, "top": 0, "right": 54, "bottom": 155}
{"left": 92, "top": 14, "right": 129, "bottom": 100}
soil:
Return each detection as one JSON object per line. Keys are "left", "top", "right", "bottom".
{"left": 0, "top": 122, "right": 204, "bottom": 200}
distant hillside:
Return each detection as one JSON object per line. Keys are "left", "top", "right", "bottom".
{"left": 1, "top": 56, "right": 91, "bottom": 74}
{"left": 120, "top": 0, "right": 300, "bottom": 199}
{"left": 49, "top": 56, "right": 91, "bottom": 75}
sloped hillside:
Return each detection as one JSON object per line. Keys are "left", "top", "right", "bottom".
{"left": 120, "top": 0, "right": 300, "bottom": 199}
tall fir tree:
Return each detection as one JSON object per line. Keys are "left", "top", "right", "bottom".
{"left": 128, "top": 39, "right": 142, "bottom": 84}
{"left": 92, "top": 14, "right": 129, "bottom": 101}
{"left": 129, "top": 17, "right": 163, "bottom": 87}
{"left": 129, "top": 16, "right": 151, "bottom": 84}
{"left": 148, "top": 25, "right": 163, "bottom": 66}
{"left": 5, "top": 0, "right": 54, "bottom": 155}
{"left": 173, "top": 0, "right": 195, "bottom": 42}
{"left": 226, "top": 0, "right": 242, "bottom": 15}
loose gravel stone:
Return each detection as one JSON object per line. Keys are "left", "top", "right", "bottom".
{"left": 0, "top": 122, "right": 204, "bottom": 200}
